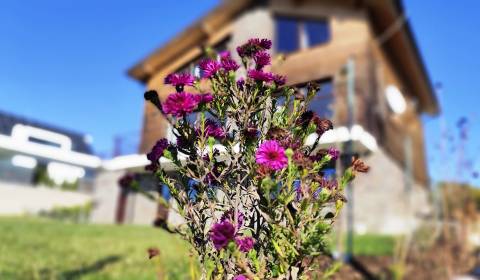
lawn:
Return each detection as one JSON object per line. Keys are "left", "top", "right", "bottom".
{"left": 0, "top": 217, "right": 395, "bottom": 279}
{"left": 351, "top": 234, "right": 396, "bottom": 256}
{"left": 0, "top": 217, "right": 191, "bottom": 280}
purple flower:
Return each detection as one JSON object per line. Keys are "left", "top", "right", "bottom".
{"left": 233, "top": 275, "right": 248, "bottom": 280}
{"left": 254, "top": 51, "right": 271, "bottom": 69}
{"left": 254, "top": 38, "right": 272, "bottom": 50}
{"left": 244, "top": 126, "right": 258, "bottom": 139}
{"left": 164, "top": 73, "right": 195, "bottom": 87}
{"left": 118, "top": 173, "right": 135, "bottom": 189}
{"left": 247, "top": 69, "right": 274, "bottom": 83}
{"left": 221, "top": 210, "right": 244, "bottom": 230}
{"left": 147, "top": 139, "right": 169, "bottom": 165}
{"left": 236, "top": 78, "right": 245, "bottom": 90}
{"left": 235, "top": 236, "right": 254, "bottom": 252}
{"left": 199, "top": 59, "right": 221, "bottom": 78}
{"left": 273, "top": 74, "right": 286, "bottom": 86}
{"left": 328, "top": 147, "right": 340, "bottom": 160}
{"left": 162, "top": 92, "right": 200, "bottom": 117}
{"left": 210, "top": 220, "right": 236, "bottom": 250}
{"left": 255, "top": 140, "right": 288, "bottom": 170}
{"left": 237, "top": 38, "right": 272, "bottom": 57}
{"left": 220, "top": 51, "right": 239, "bottom": 72}
{"left": 198, "top": 119, "right": 226, "bottom": 139}
{"left": 193, "top": 93, "right": 214, "bottom": 104}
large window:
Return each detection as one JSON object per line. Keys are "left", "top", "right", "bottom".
{"left": 275, "top": 15, "right": 330, "bottom": 53}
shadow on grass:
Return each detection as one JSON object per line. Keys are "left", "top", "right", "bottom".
{"left": 57, "top": 255, "right": 122, "bottom": 279}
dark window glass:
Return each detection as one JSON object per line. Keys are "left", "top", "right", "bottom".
{"left": 276, "top": 16, "right": 298, "bottom": 53}
{"left": 305, "top": 20, "right": 330, "bottom": 47}
{"left": 309, "top": 80, "right": 334, "bottom": 118}
{"left": 275, "top": 16, "right": 330, "bottom": 53}
{"left": 28, "top": 137, "right": 62, "bottom": 148}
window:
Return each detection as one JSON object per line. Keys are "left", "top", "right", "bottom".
{"left": 28, "top": 137, "right": 62, "bottom": 148}
{"left": 299, "top": 78, "right": 334, "bottom": 118}
{"left": 275, "top": 15, "right": 330, "bottom": 53}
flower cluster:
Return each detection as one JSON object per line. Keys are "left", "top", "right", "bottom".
{"left": 209, "top": 210, "right": 254, "bottom": 254}
{"left": 236, "top": 38, "right": 272, "bottom": 58}
{"left": 197, "top": 119, "right": 225, "bottom": 139}
{"left": 140, "top": 38, "right": 368, "bottom": 279}
{"left": 164, "top": 73, "right": 195, "bottom": 88}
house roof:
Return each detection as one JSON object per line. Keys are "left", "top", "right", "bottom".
{"left": 128, "top": 0, "right": 438, "bottom": 115}
{"left": 0, "top": 110, "right": 93, "bottom": 155}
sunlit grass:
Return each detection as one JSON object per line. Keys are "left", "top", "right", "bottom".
{"left": 0, "top": 217, "right": 191, "bottom": 280}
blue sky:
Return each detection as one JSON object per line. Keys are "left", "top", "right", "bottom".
{"left": 1, "top": 0, "right": 479, "bottom": 184}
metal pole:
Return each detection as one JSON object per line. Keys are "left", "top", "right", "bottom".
{"left": 344, "top": 58, "right": 356, "bottom": 260}
{"left": 404, "top": 136, "right": 413, "bottom": 195}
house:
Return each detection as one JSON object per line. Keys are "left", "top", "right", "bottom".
{"left": 125, "top": 0, "right": 438, "bottom": 234}
{"left": 0, "top": 110, "right": 98, "bottom": 214}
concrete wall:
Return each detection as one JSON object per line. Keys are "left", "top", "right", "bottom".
{"left": 349, "top": 147, "right": 431, "bottom": 234}
{"left": 90, "top": 170, "right": 122, "bottom": 223}
{"left": 90, "top": 170, "right": 158, "bottom": 225}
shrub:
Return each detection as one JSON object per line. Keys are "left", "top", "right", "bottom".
{"left": 136, "top": 38, "right": 368, "bottom": 279}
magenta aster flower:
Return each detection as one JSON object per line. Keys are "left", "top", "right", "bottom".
{"left": 255, "top": 140, "right": 288, "bottom": 170}
{"left": 253, "top": 38, "right": 272, "bottom": 50}
{"left": 233, "top": 275, "right": 248, "bottom": 280}
{"left": 210, "top": 220, "right": 236, "bottom": 250}
{"left": 254, "top": 51, "right": 271, "bottom": 69}
{"left": 221, "top": 210, "right": 244, "bottom": 230}
{"left": 247, "top": 69, "right": 274, "bottom": 83}
{"left": 162, "top": 92, "right": 200, "bottom": 117}
{"left": 235, "top": 236, "right": 254, "bottom": 252}
{"left": 237, "top": 38, "right": 272, "bottom": 57}
{"left": 147, "top": 139, "right": 169, "bottom": 165}
{"left": 273, "top": 74, "right": 286, "bottom": 86}
{"left": 193, "top": 93, "right": 214, "bottom": 104}
{"left": 328, "top": 147, "right": 340, "bottom": 160}
{"left": 199, "top": 59, "right": 221, "bottom": 78}
{"left": 164, "top": 73, "right": 195, "bottom": 87}
{"left": 220, "top": 51, "right": 239, "bottom": 72}
{"left": 198, "top": 119, "right": 225, "bottom": 139}
{"left": 236, "top": 78, "right": 245, "bottom": 90}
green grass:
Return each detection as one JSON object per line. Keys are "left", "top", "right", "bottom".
{"left": 352, "top": 234, "right": 396, "bottom": 256}
{"left": 331, "top": 234, "right": 396, "bottom": 257}
{"left": 0, "top": 217, "right": 191, "bottom": 280}
{"left": 0, "top": 217, "right": 395, "bottom": 279}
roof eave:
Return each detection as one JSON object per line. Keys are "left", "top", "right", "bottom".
{"left": 127, "top": 0, "right": 254, "bottom": 83}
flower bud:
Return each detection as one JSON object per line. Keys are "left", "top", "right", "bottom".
{"left": 285, "top": 148, "right": 294, "bottom": 158}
